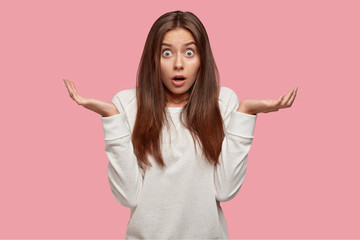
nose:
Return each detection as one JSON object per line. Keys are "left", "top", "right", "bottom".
{"left": 174, "top": 54, "right": 184, "bottom": 70}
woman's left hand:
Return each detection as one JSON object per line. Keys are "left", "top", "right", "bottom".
{"left": 237, "top": 86, "right": 298, "bottom": 115}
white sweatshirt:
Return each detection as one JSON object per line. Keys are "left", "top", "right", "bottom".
{"left": 101, "top": 87, "right": 257, "bottom": 239}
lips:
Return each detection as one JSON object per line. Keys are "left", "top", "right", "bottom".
{"left": 171, "top": 75, "right": 186, "bottom": 87}
{"left": 172, "top": 75, "right": 186, "bottom": 81}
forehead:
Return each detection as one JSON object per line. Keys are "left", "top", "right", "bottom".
{"left": 162, "top": 27, "right": 195, "bottom": 43}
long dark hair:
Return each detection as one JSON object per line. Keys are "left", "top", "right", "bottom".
{"left": 132, "top": 10, "right": 224, "bottom": 168}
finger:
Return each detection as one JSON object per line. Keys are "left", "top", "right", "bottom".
{"left": 275, "top": 94, "right": 285, "bottom": 105}
{"left": 281, "top": 88, "right": 295, "bottom": 106}
{"left": 68, "top": 80, "right": 78, "bottom": 94}
{"left": 286, "top": 86, "right": 298, "bottom": 107}
{"left": 285, "top": 86, "right": 297, "bottom": 103}
{"left": 64, "top": 79, "right": 72, "bottom": 93}
{"left": 69, "top": 81, "right": 87, "bottom": 105}
{"left": 68, "top": 80, "right": 82, "bottom": 98}
{"left": 64, "top": 80, "right": 81, "bottom": 103}
{"left": 64, "top": 79, "right": 75, "bottom": 97}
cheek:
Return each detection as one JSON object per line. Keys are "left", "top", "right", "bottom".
{"left": 160, "top": 60, "right": 169, "bottom": 73}
{"left": 160, "top": 62, "right": 171, "bottom": 83}
{"left": 191, "top": 55, "right": 200, "bottom": 65}
{"left": 190, "top": 59, "right": 201, "bottom": 74}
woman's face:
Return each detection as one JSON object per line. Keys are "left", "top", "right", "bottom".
{"left": 160, "top": 27, "right": 200, "bottom": 107}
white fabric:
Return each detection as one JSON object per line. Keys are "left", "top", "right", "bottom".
{"left": 101, "top": 87, "right": 257, "bottom": 239}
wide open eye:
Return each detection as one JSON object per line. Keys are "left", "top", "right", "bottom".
{"left": 162, "top": 49, "right": 172, "bottom": 57}
{"left": 185, "top": 49, "right": 195, "bottom": 57}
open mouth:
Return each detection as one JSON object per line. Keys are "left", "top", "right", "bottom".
{"left": 171, "top": 76, "right": 186, "bottom": 86}
{"left": 172, "top": 75, "right": 186, "bottom": 81}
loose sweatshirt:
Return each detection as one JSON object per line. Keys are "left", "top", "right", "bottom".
{"left": 101, "top": 86, "right": 257, "bottom": 239}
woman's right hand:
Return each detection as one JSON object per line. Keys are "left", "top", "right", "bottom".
{"left": 63, "top": 79, "right": 120, "bottom": 117}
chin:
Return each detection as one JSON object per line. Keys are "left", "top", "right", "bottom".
{"left": 169, "top": 87, "right": 190, "bottom": 94}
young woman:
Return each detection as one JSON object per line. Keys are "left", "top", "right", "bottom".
{"left": 64, "top": 10, "right": 297, "bottom": 239}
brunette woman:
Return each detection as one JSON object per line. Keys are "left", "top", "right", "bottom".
{"left": 64, "top": 10, "right": 297, "bottom": 239}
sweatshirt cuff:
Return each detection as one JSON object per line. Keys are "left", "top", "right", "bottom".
{"left": 227, "top": 110, "right": 257, "bottom": 138}
{"left": 101, "top": 113, "right": 130, "bottom": 140}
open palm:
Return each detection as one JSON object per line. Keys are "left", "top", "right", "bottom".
{"left": 238, "top": 87, "right": 298, "bottom": 115}
{"left": 63, "top": 79, "right": 119, "bottom": 117}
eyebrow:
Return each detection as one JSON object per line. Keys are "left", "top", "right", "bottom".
{"left": 161, "top": 41, "right": 197, "bottom": 47}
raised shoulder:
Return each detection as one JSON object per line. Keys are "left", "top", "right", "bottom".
{"left": 219, "top": 86, "right": 239, "bottom": 110}
{"left": 218, "top": 86, "right": 240, "bottom": 126}
{"left": 219, "top": 86, "right": 236, "bottom": 101}
{"left": 111, "top": 88, "right": 137, "bottom": 117}
{"left": 113, "top": 88, "right": 136, "bottom": 104}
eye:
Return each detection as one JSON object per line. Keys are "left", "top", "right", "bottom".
{"left": 185, "top": 49, "right": 195, "bottom": 56}
{"left": 162, "top": 49, "right": 172, "bottom": 57}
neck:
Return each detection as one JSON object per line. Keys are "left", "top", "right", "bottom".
{"left": 164, "top": 89, "right": 189, "bottom": 107}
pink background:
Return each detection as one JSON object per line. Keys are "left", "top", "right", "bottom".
{"left": 0, "top": 0, "right": 359, "bottom": 239}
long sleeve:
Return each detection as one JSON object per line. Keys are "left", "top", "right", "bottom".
{"left": 101, "top": 93, "right": 144, "bottom": 208}
{"left": 214, "top": 90, "right": 257, "bottom": 202}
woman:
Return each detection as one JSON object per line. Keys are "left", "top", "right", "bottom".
{"left": 64, "top": 10, "right": 297, "bottom": 239}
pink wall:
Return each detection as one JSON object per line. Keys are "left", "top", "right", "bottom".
{"left": 0, "top": 0, "right": 359, "bottom": 239}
